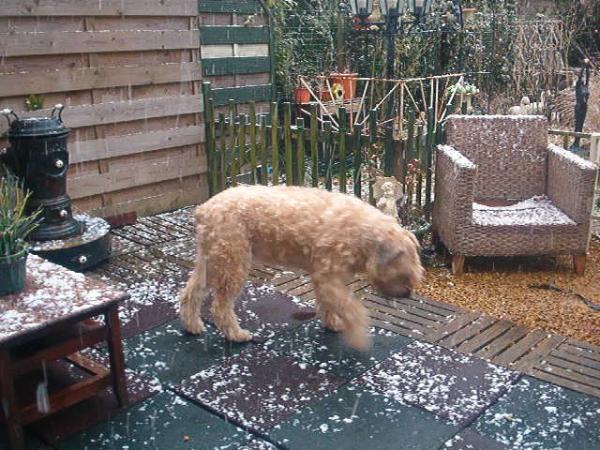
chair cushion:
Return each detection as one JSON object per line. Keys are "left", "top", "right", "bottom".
{"left": 472, "top": 196, "right": 575, "bottom": 227}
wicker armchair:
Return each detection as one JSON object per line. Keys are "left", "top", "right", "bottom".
{"left": 433, "top": 115, "right": 598, "bottom": 275}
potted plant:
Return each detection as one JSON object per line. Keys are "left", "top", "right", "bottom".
{"left": 0, "top": 173, "right": 40, "bottom": 295}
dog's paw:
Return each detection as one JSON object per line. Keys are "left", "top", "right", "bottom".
{"left": 343, "top": 329, "right": 372, "bottom": 352}
{"left": 227, "top": 328, "right": 253, "bottom": 343}
{"left": 181, "top": 318, "right": 205, "bottom": 335}
{"left": 322, "top": 312, "right": 345, "bottom": 332}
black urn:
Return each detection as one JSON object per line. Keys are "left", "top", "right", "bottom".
{"left": 1, "top": 105, "right": 82, "bottom": 241}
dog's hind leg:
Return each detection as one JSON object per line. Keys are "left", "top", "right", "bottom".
{"left": 210, "top": 238, "right": 253, "bottom": 343}
{"left": 180, "top": 244, "right": 208, "bottom": 335}
{"left": 312, "top": 273, "right": 371, "bottom": 351}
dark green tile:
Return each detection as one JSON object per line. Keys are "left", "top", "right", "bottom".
{"left": 473, "top": 376, "right": 600, "bottom": 450}
{"left": 57, "top": 391, "right": 270, "bottom": 450}
{"left": 270, "top": 383, "right": 459, "bottom": 450}
{"left": 124, "top": 320, "right": 249, "bottom": 386}
{"left": 441, "top": 428, "right": 509, "bottom": 450}
{"left": 263, "top": 322, "right": 412, "bottom": 379}
{"left": 0, "top": 431, "right": 49, "bottom": 450}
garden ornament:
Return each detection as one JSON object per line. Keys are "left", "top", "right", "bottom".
{"left": 374, "top": 176, "right": 403, "bottom": 223}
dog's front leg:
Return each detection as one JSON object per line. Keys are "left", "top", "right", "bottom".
{"left": 312, "top": 272, "right": 371, "bottom": 351}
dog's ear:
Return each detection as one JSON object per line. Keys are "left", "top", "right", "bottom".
{"left": 377, "top": 242, "right": 404, "bottom": 266}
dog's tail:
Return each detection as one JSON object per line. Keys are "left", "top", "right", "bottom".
{"left": 179, "top": 223, "right": 209, "bottom": 334}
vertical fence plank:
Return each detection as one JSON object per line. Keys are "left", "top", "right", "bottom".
{"left": 353, "top": 123, "right": 362, "bottom": 198}
{"left": 416, "top": 124, "right": 423, "bottom": 208}
{"left": 271, "top": 102, "right": 279, "bottom": 185}
{"left": 230, "top": 115, "right": 239, "bottom": 186}
{"left": 284, "top": 102, "right": 293, "bottom": 186}
{"left": 239, "top": 114, "right": 247, "bottom": 173}
{"left": 207, "top": 98, "right": 217, "bottom": 196}
{"left": 310, "top": 104, "right": 319, "bottom": 187}
{"left": 259, "top": 115, "right": 268, "bottom": 185}
{"left": 218, "top": 112, "right": 227, "bottom": 192}
{"left": 425, "top": 107, "right": 435, "bottom": 216}
{"left": 338, "top": 108, "right": 347, "bottom": 193}
{"left": 201, "top": 82, "right": 214, "bottom": 197}
{"left": 368, "top": 109, "right": 377, "bottom": 205}
{"left": 404, "top": 111, "right": 416, "bottom": 192}
{"left": 296, "top": 117, "right": 305, "bottom": 186}
{"left": 249, "top": 103, "right": 257, "bottom": 184}
{"left": 324, "top": 121, "right": 333, "bottom": 191}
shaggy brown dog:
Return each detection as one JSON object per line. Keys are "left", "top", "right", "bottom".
{"left": 180, "top": 185, "right": 424, "bottom": 350}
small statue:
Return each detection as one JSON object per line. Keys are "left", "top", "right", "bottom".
{"left": 374, "top": 176, "right": 403, "bottom": 223}
{"left": 508, "top": 96, "right": 531, "bottom": 115}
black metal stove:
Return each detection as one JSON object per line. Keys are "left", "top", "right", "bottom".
{"left": 1, "top": 105, "right": 111, "bottom": 271}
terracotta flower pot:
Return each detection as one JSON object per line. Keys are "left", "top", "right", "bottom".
{"left": 329, "top": 73, "right": 358, "bottom": 100}
{"left": 294, "top": 87, "right": 311, "bottom": 104}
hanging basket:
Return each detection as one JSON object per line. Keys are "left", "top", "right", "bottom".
{"left": 0, "top": 249, "right": 28, "bottom": 296}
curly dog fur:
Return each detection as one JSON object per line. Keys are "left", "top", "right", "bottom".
{"left": 180, "top": 185, "right": 424, "bottom": 350}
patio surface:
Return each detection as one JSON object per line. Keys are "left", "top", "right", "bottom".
{"left": 2, "top": 207, "right": 599, "bottom": 450}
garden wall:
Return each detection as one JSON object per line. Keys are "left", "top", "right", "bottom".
{"left": 0, "top": 0, "right": 273, "bottom": 218}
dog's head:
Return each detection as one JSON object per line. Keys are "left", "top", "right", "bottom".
{"left": 367, "top": 226, "right": 425, "bottom": 298}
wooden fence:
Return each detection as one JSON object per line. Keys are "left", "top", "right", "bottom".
{"left": 0, "top": 0, "right": 274, "bottom": 218}
{"left": 203, "top": 82, "right": 444, "bottom": 214}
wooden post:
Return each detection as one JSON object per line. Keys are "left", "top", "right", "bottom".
{"left": 230, "top": 115, "right": 239, "bottom": 186}
{"left": 368, "top": 109, "right": 377, "bottom": 205}
{"left": 296, "top": 117, "right": 306, "bottom": 186}
{"left": 405, "top": 111, "right": 416, "bottom": 200}
{"left": 310, "top": 104, "right": 319, "bottom": 187}
{"left": 201, "top": 82, "right": 215, "bottom": 197}
{"left": 249, "top": 103, "right": 258, "bottom": 184}
{"left": 338, "top": 107, "right": 347, "bottom": 193}
{"left": 284, "top": 102, "right": 293, "bottom": 186}
{"left": 425, "top": 107, "right": 435, "bottom": 216}
{"left": 416, "top": 124, "right": 423, "bottom": 208}
{"left": 239, "top": 114, "right": 247, "bottom": 170}
{"left": 218, "top": 113, "right": 227, "bottom": 192}
{"left": 259, "top": 115, "right": 268, "bottom": 185}
{"left": 271, "top": 102, "right": 279, "bottom": 185}
{"left": 324, "top": 121, "right": 333, "bottom": 191}
{"left": 353, "top": 123, "right": 362, "bottom": 198}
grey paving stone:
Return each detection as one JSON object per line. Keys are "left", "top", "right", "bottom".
{"left": 473, "top": 376, "right": 600, "bottom": 450}
{"left": 359, "top": 340, "right": 521, "bottom": 426}
{"left": 270, "top": 383, "right": 459, "bottom": 450}
{"left": 441, "top": 428, "right": 509, "bottom": 450}
{"left": 174, "top": 345, "right": 345, "bottom": 433}
{"left": 57, "top": 391, "right": 271, "bottom": 450}
{"left": 123, "top": 320, "right": 249, "bottom": 386}
{"left": 263, "top": 320, "right": 413, "bottom": 380}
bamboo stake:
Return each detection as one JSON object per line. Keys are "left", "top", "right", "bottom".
{"left": 284, "top": 102, "right": 293, "bottom": 186}
{"left": 249, "top": 103, "right": 257, "bottom": 184}
{"left": 299, "top": 77, "right": 339, "bottom": 128}
{"left": 310, "top": 104, "right": 319, "bottom": 187}
{"left": 297, "top": 117, "right": 305, "bottom": 185}
{"left": 271, "top": 102, "right": 279, "bottom": 185}
{"left": 353, "top": 80, "right": 370, "bottom": 126}
{"left": 338, "top": 107, "right": 347, "bottom": 193}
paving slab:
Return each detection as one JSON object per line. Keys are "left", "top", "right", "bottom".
{"left": 31, "top": 366, "right": 161, "bottom": 445}
{"left": 269, "top": 383, "right": 459, "bottom": 450}
{"left": 57, "top": 391, "right": 275, "bottom": 450}
{"left": 123, "top": 320, "right": 249, "bottom": 386}
{"left": 263, "top": 321, "right": 413, "bottom": 380}
{"left": 441, "top": 428, "right": 509, "bottom": 450}
{"left": 472, "top": 376, "right": 600, "bottom": 450}
{"left": 201, "top": 283, "right": 316, "bottom": 343}
{"left": 175, "top": 345, "right": 345, "bottom": 433}
{"left": 359, "top": 340, "right": 521, "bottom": 426}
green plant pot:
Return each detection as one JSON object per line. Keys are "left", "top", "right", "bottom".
{"left": 0, "top": 250, "right": 28, "bottom": 296}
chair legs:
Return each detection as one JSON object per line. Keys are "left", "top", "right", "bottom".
{"left": 451, "top": 255, "right": 465, "bottom": 275}
{"left": 573, "top": 255, "right": 586, "bottom": 276}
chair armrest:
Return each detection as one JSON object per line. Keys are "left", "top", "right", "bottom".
{"left": 547, "top": 144, "right": 598, "bottom": 224}
{"left": 433, "top": 145, "right": 477, "bottom": 235}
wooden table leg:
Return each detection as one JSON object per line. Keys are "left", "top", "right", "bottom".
{"left": 0, "top": 350, "right": 25, "bottom": 450}
{"left": 105, "top": 306, "right": 128, "bottom": 407}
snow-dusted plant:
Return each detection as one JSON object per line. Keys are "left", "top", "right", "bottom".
{"left": 0, "top": 172, "right": 40, "bottom": 259}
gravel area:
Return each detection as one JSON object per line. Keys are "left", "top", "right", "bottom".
{"left": 419, "top": 238, "right": 600, "bottom": 346}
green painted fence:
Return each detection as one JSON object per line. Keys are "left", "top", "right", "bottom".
{"left": 202, "top": 82, "right": 443, "bottom": 215}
